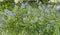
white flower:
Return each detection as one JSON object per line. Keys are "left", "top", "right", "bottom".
{"left": 58, "top": 0, "right": 60, "bottom": 2}
{"left": 49, "top": 0, "right": 58, "bottom": 3}
{"left": 0, "top": 0, "right": 3, "bottom": 2}
{"left": 56, "top": 5, "right": 60, "bottom": 11}
{"left": 54, "top": 5, "right": 60, "bottom": 11}
{"left": 14, "top": 0, "right": 20, "bottom": 4}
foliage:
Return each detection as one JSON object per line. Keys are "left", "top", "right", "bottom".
{"left": 0, "top": 0, "right": 60, "bottom": 35}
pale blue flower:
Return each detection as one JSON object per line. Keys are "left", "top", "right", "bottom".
{"left": 29, "top": 26, "right": 33, "bottom": 30}
{"left": 54, "top": 5, "right": 60, "bottom": 11}
{"left": 39, "top": 30, "right": 42, "bottom": 33}
{"left": 21, "top": 3, "right": 26, "bottom": 8}
{"left": 50, "top": 20, "right": 55, "bottom": 23}
{"left": 14, "top": 5, "right": 18, "bottom": 9}
{"left": 23, "top": 14, "right": 27, "bottom": 17}
{"left": 54, "top": 6, "right": 57, "bottom": 17}
{"left": 38, "top": 2, "right": 42, "bottom": 6}
{"left": 23, "top": 18, "right": 27, "bottom": 23}
{"left": 27, "top": 11, "right": 31, "bottom": 15}
{"left": 46, "top": 24, "right": 50, "bottom": 30}
{"left": 0, "top": 17, "right": 4, "bottom": 21}
{"left": 54, "top": 6, "right": 56, "bottom": 11}
{"left": 4, "top": 9, "right": 8, "bottom": 13}
{"left": 38, "top": 6, "right": 41, "bottom": 9}
{"left": 33, "top": 13, "right": 37, "bottom": 16}
{"left": 31, "top": 20, "right": 35, "bottom": 23}
{"left": 56, "top": 6, "right": 60, "bottom": 11}
{"left": 54, "top": 25, "right": 57, "bottom": 29}
{"left": 43, "top": 4, "right": 46, "bottom": 9}
{"left": 41, "top": 13, "right": 44, "bottom": 17}
{"left": 45, "top": 9, "right": 50, "bottom": 17}
{"left": 24, "top": 32, "right": 28, "bottom": 35}
{"left": 4, "top": 9, "right": 16, "bottom": 16}
{"left": 47, "top": 5, "right": 53, "bottom": 8}
{"left": 39, "top": 23, "right": 43, "bottom": 26}
{"left": 25, "top": 2, "right": 28, "bottom": 6}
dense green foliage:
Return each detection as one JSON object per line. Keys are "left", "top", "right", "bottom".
{"left": 0, "top": 0, "right": 60, "bottom": 35}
